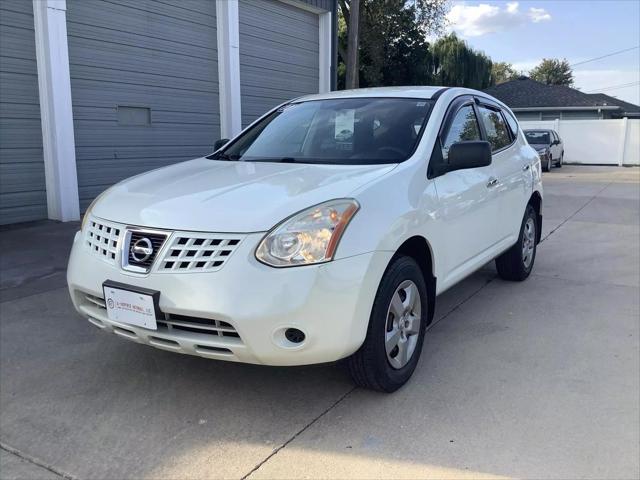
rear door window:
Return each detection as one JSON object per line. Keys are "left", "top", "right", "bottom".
{"left": 478, "top": 106, "right": 512, "bottom": 151}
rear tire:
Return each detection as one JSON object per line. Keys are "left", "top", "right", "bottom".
{"left": 347, "top": 256, "right": 428, "bottom": 393}
{"left": 495, "top": 205, "right": 538, "bottom": 281}
{"left": 557, "top": 153, "right": 563, "bottom": 168}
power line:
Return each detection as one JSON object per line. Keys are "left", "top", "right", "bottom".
{"left": 585, "top": 81, "right": 640, "bottom": 93}
{"left": 570, "top": 46, "right": 639, "bottom": 67}
{"left": 586, "top": 81, "right": 639, "bottom": 93}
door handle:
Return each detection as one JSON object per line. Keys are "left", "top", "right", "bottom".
{"left": 486, "top": 177, "right": 499, "bottom": 188}
{"left": 523, "top": 164, "right": 531, "bottom": 171}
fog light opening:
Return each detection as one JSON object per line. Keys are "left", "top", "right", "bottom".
{"left": 284, "top": 328, "right": 306, "bottom": 344}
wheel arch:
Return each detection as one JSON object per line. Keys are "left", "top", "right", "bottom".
{"left": 528, "top": 191, "right": 543, "bottom": 244}
{"left": 393, "top": 235, "right": 437, "bottom": 326}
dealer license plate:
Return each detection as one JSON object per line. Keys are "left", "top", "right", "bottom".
{"left": 102, "top": 281, "right": 159, "bottom": 330}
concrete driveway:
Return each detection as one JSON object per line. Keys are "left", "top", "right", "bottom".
{"left": 1, "top": 166, "right": 638, "bottom": 480}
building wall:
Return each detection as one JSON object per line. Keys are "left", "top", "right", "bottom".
{"left": 0, "top": 0, "right": 47, "bottom": 225}
{"left": 513, "top": 111, "right": 542, "bottom": 121}
{"left": 239, "top": 0, "right": 320, "bottom": 127}
{"left": 0, "top": 0, "right": 334, "bottom": 224}
{"left": 66, "top": 0, "right": 221, "bottom": 210}
{"left": 514, "top": 109, "right": 604, "bottom": 121}
{"left": 299, "top": 0, "right": 335, "bottom": 9}
{"left": 561, "top": 110, "right": 604, "bottom": 120}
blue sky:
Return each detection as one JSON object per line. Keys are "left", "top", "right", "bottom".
{"left": 445, "top": 0, "right": 640, "bottom": 104}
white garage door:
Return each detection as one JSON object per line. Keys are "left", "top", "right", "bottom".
{"left": 239, "top": 0, "right": 320, "bottom": 127}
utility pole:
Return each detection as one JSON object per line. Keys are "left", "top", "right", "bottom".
{"left": 345, "top": 0, "right": 359, "bottom": 89}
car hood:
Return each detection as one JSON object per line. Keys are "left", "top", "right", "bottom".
{"left": 93, "top": 158, "right": 396, "bottom": 232}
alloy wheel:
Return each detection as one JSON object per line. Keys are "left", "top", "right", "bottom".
{"left": 522, "top": 217, "right": 536, "bottom": 269}
{"left": 385, "top": 280, "right": 422, "bottom": 369}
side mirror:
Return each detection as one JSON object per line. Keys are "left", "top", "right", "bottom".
{"left": 214, "top": 138, "right": 230, "bottom": 151}
{"left": 448, "top": 141, "right": 492, "bottom": 171}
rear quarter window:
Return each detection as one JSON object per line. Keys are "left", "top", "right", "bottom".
{"left": 503, "top": 109, "right": 519, "bottom": 137}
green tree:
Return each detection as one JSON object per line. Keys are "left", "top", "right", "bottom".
{"left": 491, "top": 62, "right": 519, "bottom": 85}
{"left": 429, "top": 33, "right": 493, "bottom": 89}
{"left": 358, "top": 0, "right": 432, "bottom": 87}
{"left": 529, "top": 58, "right": 574, "bottom": 86}
{"left": 338, "top": 0, "right": 448, "bottom": 88}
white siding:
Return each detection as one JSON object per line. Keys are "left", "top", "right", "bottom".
{"left": 0, "top": 0, "right": 46, "bottom": 224}
{"left": 239, "top": 0, "right": 319, "bottom": 127}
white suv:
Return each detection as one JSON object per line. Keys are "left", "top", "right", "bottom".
{"left": 67, "top": 87, "right": 542, "bottom": 392}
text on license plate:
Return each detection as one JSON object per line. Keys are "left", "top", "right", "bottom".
{"left": 103, "top": 285, "right": 158, "bottom": 330}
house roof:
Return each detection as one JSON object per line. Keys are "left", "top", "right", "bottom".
{"left": 483, "top": 77, "right": 640, "bottom": 114}
{"left": 587, "top": 93, "right": 640, "bottom": 114}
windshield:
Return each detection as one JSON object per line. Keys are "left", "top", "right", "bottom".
{"left": 209, "top": 98, "right": 434, "bottom": 165}
{"left": 525, "top": 131, "right": 551, "bottom": 144}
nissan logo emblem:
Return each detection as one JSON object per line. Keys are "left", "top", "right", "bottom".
{"left": 131, "top": 237, "right": 153, "bottom": 262}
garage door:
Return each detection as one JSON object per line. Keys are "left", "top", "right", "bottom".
{"left": 239, "top": 0, "right": 319, "bottom": 127}
{"left": 0, "top": 0, "right": 47, "bottom": 225}
{"left": 66, "top": 0, "right": 220, "bottom": 210}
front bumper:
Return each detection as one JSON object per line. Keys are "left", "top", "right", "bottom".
{"left": 67, "top": 228, "right": 392, "bottom": 366}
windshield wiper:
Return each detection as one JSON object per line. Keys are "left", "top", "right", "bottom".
{"left": 249, "top": 157, "right": 299, "bottom": 163}
{"left": 210, "top": 152, "right": 240, "bottom": 161}
{"left": 210, "top": 153, "right": 297, "bottom": 163}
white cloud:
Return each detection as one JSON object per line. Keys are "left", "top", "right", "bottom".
{"left": 447, "top": 2, "right": 552, "bottom": 37}
{"left": 529, "top": 7, "right": 551, "bottom": 23}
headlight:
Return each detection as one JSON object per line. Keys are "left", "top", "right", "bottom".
{"left": 538, "top": 148, "right": 548, "bottom": 156}
{"left": 256, "top": 199, "right": 360, "bottom": 267}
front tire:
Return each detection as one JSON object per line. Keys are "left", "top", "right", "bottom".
{"left": 495, "top": 205, "right": 538, "bottom": 281}
{"left": 347, "top": 256, "right": 428, "bottom": 392}
{"left": 543, "top": 154, "right": 552, "bottom": 172}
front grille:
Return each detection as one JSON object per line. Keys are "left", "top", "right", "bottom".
{"left": 82, "top": 293, "right": 241, "bottom": 340}
{"left": 157, "top": 234, "right": 242, "bottom": 272}
{"left": 85, "top": 293, "right": 106, "bottom": 309}
{"left": 83, "top": 217, "right": 242, "bottom": 273}
{"left": 158, "top": 314, "right": 241, "bottom": 338}
{"left": 125, "top": 230, "right": 167, "bottom": 271}
{"left": 86, "top": 220, "right": 121, "bottom": 263}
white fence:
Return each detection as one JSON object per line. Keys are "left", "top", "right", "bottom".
{"left": 519, "top": 118, "right": 639, "bottom": 166}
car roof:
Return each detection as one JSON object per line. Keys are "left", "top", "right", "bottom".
{"left": 295, "top": 86, "right": 448, "bottom": 102}
{"left": 293, "top": 87, "right": 513, "bottom": 113}
{"left": 524, "top": 129, "right": 555, "bottom": 133}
